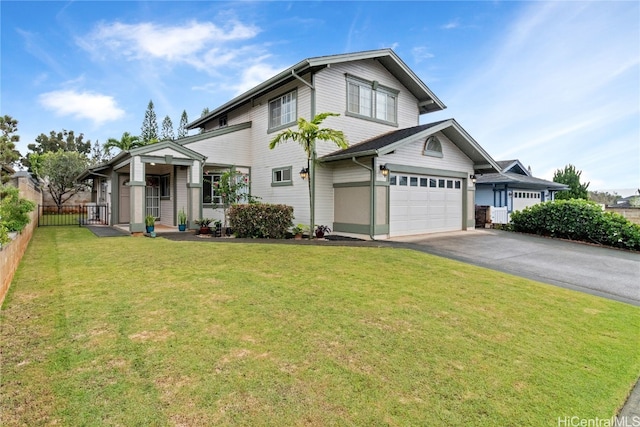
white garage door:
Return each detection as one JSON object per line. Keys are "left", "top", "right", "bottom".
{"left": 389, "top": 174, "right": 463, "bottom": 236}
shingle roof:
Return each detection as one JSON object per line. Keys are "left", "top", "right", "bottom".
{"left": 322, "top": 120, "right": 449, "bottom": 159}
{"left": 476, "top": 172, "right": 569, "bottom": 190}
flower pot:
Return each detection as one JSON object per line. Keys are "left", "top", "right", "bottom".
{"left": 178, "top": 224, "right": 187, "bottom": 232}
{"left": 294, "top": 233, "right": 303, "bottom": 240}
{"left": 315, "top": 231, "right": 324, "bottom": 239}
{"left": 146, "top": 225, "right": 155, "bottom": 233}
{"left": 199, "top": 227, "right": 210, "bottom": 235}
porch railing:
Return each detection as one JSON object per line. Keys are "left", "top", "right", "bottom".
{"left": 38, "top": 204, "right": 109, "bottom": 227}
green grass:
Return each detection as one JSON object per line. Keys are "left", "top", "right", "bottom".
{"left": 1, "top": 227, "right": 638, "bottom": 426}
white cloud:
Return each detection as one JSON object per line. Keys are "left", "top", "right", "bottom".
{"left": 412, "top": 46, "right": 434, "bottom": 62}
{"left": 78, "top": 20, "right": 260, "bottom": 66}
{"left": 38, "top": 90, "right": 125, "bottom": 125}
{"left": 441, "top": 19, "right": 460, "bottom": 30}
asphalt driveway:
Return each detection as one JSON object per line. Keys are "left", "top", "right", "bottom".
{"left": 389, "top": 229, "right": 640, "bottom": 306}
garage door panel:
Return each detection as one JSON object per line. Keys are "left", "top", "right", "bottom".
{"left": 390, "top": 174, "right": 462, "bottom": 236}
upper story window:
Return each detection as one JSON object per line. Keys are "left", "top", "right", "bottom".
{"left": 269, "top": 90, "right": 297, "bottom": 131}
{"left": 346, "top": 75, "right": 398, "bottom": 125}
{"left": 423, "top": 136, "right": 443, "bottom": 158}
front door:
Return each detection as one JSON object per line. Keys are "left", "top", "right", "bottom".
{"left": 119, "top": 175, "right": 130, "bottom": 223}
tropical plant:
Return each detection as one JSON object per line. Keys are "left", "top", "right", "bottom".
{"left": 0, "top": 184, "right": 35, "bottom": 235}
{"left": 215, "top": 166, "right": 249, "bottom": 228}
{"left": 315, "top": 224, "right": 331, "bottom": 238}
{"left": 104, "top": 132, "right": 143, "bottom": 152}
{"left": 145, "top": 215, "right": 156, "bottom": 227}
{"left": 194, "top": 218, "right": 212, "bottom": 228}
{"left": 178, "top": 208, "right": 187, "bottom": 225}
{"left": 269, "top": 112, "right": 347, "bottom": 238}
{"left": 291, "top": 224, "right": 308, "bottom": 236}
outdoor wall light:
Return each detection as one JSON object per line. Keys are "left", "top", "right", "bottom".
{"left": 380, "top": 164, "right": 390, "bottom": 177}
{"left": 299, "top": 167, "right": 309, "bottom": 180}
{"left": 470, "top": 174, "right": 477, "bottom": 184}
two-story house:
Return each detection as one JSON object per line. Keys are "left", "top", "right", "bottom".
{"left": 79, "top": 49, "right": 500, "bottom": 239}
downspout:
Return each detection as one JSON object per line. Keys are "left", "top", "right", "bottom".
{"left": 351, "top": 157, "right": 376, "bottom": 240}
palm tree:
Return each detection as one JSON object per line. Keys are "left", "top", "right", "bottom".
{"left": 269, "top": 112, "right": 347, "bottom": 238}
{"left": 104, "top": 132, "right": 143, "bottom": 152}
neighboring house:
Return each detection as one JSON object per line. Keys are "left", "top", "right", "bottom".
{"left": 475, "top": 160, "right": 568, "bottom": 223}
{"left": 79, "top": 49, "right": 500, "bottom": 238}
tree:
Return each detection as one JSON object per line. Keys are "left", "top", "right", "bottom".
{"left": 269, "top": 112, "right": 347, "bottom": 238}
{"left": 23, "top": 129, "right": 91, "bottom": 174}
{"left": 37, "top": 150, "right": 89, "bottom": 212}
{"left": 200, "top": 108, "right": 210, "bottom": 134}
{"left": 0, "top": 115, "right": 21, "bottom": 183}
{"left": 141, "top": 100, "right": 159, "bottom": 143}
{"left": 177, "top": 110, "right": 189, "bottom": 138}
{"left": 553, "top": 164, "right": 590, "bottom": 200}
{"left": 89, "top": 140, "right": 113, "bottom": 166}
{"left": 588, "top": 191, "right": 621, "bottom": 205}
{"left": 161, "top": 115, "right": 174, "bottom": 140}
{"left": 104, "top": 132, "right": 142, "bottom": 152}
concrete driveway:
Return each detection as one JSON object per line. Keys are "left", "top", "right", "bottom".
{"left": 389, "top": 229, "right": 640, "bottom": 306}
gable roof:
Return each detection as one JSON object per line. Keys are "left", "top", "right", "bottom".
{"left": 187, "top": 49, "right": 446, "bottom": 130}
{"left": 496, "top": 160, "right": 530, "bottom": 176}
{"left": 77, "top": 140, "right": 206, "bottom": 181}
{"left": 476, "top": 172, "right": 569, "bottom": 191}
{"left": 320, "top": 118, "right": 501, "bottom": 173}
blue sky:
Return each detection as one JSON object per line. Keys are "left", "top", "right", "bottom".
{"left": 2, "top": 1, "right": 638, "bottom": 195}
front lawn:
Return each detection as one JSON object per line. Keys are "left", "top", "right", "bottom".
{"left": 1, "top": 227, "right": 638, "bottom": 426}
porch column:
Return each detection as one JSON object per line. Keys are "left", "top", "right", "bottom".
{"left": 186, "top": 160, "right": 203, "bottom": 229}
{"left": 129, "top": 155, "right": 146, "bottom": 233}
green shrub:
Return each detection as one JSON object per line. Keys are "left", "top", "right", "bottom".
{"left": 0, "top": 224, "right": 9, "bottom": 246}
{"left": 228, "top": 203, "right": 294, "bottom": 239}
{"left": 510, "top": 199, "right": 640, "bottom": 251}
{"left": 0, "top": 185, "right": 35, "bottom": 233}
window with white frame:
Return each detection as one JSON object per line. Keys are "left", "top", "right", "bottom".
{"left": 423, "top": 136, "right": 443, "bottom": 158}
{"left": 269, "top": 90, "right": 297, "bottom": 130}
{"left": 346, "top": 75, "right": 398, "bottom": 124}
{"left": 272, "top": 166, "right": 292, "bottom": 186}
{"left": 202, "top": 173, "right": 222, "bottom": 205}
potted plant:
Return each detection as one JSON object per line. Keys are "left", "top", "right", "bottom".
{"left": 291, "top": 224, "right": 307, "bottom": 240}
{"left": 145, "top": 215, "right": 155, "bottom": 233}
{"left": 195, "top": 218, "right": 212, "bottom": 234}
{"left": 315, "top": 224, "right": 331, "bottom": 239}
{"left": 177, "top": 208, "right": 187, "bottom": 231}
{"left": 213, "top": 219, "right": 222, "bottom": 237}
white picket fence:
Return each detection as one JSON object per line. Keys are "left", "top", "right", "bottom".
{"left": 490, "top": 206, "right": 510, "bottom": 224}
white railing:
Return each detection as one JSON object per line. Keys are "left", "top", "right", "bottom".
{"left": 490, "top": 206, "right": 510, "bottom": 224}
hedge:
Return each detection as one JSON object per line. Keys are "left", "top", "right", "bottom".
{"left": 510, "top": 199, "right": 640, "bottom": 251}
{"left": 228, "top": 203, "right": 294, "bottom": 239}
